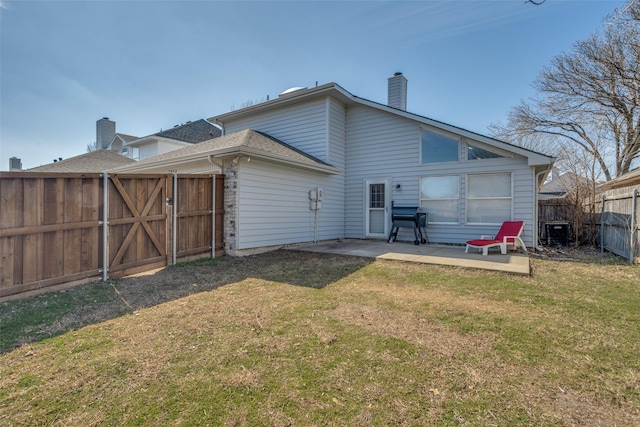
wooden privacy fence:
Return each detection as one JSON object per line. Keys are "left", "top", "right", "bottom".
{"left": 0, "top": 172, "right": 224, "bottom": 298}
{"left": 538, "top": 197, "right": 600, "bottom": 246}
{"left": 596, "top": 187, "right": 639, "bottom": 264}
{"left": 538, "top": 198, "right": 574, "bottom": 243}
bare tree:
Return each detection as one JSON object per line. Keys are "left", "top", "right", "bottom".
{"left": 492, "top": 0, "right": 640, "bottom": 181}
{"left": 86, "top": 141, "right": 97, "bottom": 152}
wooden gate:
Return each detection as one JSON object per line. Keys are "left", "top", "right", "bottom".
{"left": 0, "top": 173, "right": 224, "bottom": 299}
{"left": 107, "top": 174, "right": 169, "bottom": 277}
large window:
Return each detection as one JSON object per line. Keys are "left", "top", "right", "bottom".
{"left": 420, "top": 175, "right": 459, "bottom": 223}
{"left": 466, "top": 173, "right": 512, "bottom": 224}
{"left": 421, "top": 128, "right": 459, "bottom": 164}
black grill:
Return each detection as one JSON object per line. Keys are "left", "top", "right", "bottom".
{"left": 388, "top": 206, "right": 428, "bottom": 245}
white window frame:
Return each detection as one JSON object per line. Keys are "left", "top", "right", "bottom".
{"left": 466, "top": 172, "right": 513, "bottom": 225}
{"left": 465, "top": 141, "right": 509, "bottom": 161}
{"left": 419, "top": 175, "right": 460, "bottom": 224}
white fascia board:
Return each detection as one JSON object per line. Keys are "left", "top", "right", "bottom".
{"left": 232, "top": 146, "right": 341, "bottom": 175}
{"left": 124, "top": 135, "right": 194, "bottom": 148}
{"left": 209, "top": 83, "right": 352, "bottom": 125}
{"left": 109, "top": 146, "right": 341, "bottom": 175}
{"left": 207, "top": 146, "right": 341, "bottom": 174}
{"left": 124, "top": 136, "right": 157, "bottom": 147}
{"left": 351, "top": 97, "right": 555, "bottom": 167}
{"left": 209, "top": 82, "right": 554, "bottom": 167}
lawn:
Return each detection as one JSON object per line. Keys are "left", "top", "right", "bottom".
{"left": 1, "top": 250, "right": 639, "bottom": 426}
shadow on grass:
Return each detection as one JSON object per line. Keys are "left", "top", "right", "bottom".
{"left": 0, "top": 250, "right": 373, "bottom": 354}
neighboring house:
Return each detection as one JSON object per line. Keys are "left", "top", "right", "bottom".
{"left": 28, "top": 150, "right": 135, "bottom": 172}
{"left": 538, "top": 168, "right": 592, "bottom": 200}
{"left": 96, "top": 117, "right": 222, "bottom": 160}
{"left": 107, "top": 133, "right": 139, "bottom": 158}
{"left": 598, "top": 167, "right": 640, "bottom": 191}
{"left": 113, "top": 73, "right": 554, "bottom": 255}
{"left": 122, "top": 119, "right": 222, "bottom": 160}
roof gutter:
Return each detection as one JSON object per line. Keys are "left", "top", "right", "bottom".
{"left": 534, "top": 164, "right": 555, "bottom": 250}
{"left": 213, "top": 147, "right": 341, "bottom": 174}
{"left": 109, "top": 146, "right": 340, "bottom": 175}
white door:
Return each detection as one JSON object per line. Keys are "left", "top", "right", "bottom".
{"left": 365, "top": 179, "right": 390, "bottom": 239}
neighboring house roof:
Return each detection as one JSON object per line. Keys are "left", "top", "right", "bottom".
{"left": 114, "top": 133, "right": 138, "bottom": 144}
{"left": 126, "top": 119, "right": 221, "bottom": 148}
{"left": 210, "top": 83, "right": 554, "bottom": 168}
{"left": 29, "top": 150, "right": 136, "bottom": 172}
{"left": 123, "top": 119, "right": 222, "bottom": 156}
{"left": 109, "top": 129, "right": 340, "bottom": 174}
{"left": 598, "top": 167, "right": 640, "bottom": 190}
{"left": 155, "top": 119, "right": 221, "bottom": 143}
{"left": 539, "top": 171, "right": 591, "bottom": 199}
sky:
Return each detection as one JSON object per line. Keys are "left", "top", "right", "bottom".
{"left": 0, "top": 0, "right": 628, "bottom": 170}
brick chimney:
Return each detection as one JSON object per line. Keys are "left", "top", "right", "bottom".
{"left": 96, "top": 117, "right": 116, "bottom": 150}
{"left": 387, "top": 72, "right": 407, "bottom": 111}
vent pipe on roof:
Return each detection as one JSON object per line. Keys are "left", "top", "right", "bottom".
{"left": 388, "top": 72, "right": 407, "bottom": 111}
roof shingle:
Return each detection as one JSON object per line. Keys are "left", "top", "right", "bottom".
{"left": 29, "top": 150, "right": 136, "bottom": 172}
{"left": 154, "top": 119, "right": 221, "bottom": 143}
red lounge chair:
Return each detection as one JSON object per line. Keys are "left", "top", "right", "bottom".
{"left": 465, "top": 221, "right": 527, "bottom": 256}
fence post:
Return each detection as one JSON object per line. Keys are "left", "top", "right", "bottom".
{"left": 600, "top": 194, "right": 605, "bottom": 253}
{"left": 631, "top": 189, "right": 638, "bottom": 264}
{"left": 172, "top": 173, "right": 178, "bottom": 265}
{"left": 211, "top": 174, "right": 216, "bottom": 259}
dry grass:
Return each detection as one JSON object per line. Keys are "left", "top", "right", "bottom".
{"left": 1, "top": 250, "right": 639, "bottom": 426}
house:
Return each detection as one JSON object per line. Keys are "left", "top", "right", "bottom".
{"left": 28, "top": 149, "right": 135, "bottom": 172}
{"left": 96, "top": 117, "right": 222, "bottom": 160}
{"left": 538, "top": 168, "right": 592, "bottom": 200}
{"left": 598, "top": 167, "right": 640, "bottom": 191}
{"left": 107, "top": 133, "right": 139, "bottom": 158}
{"left": 113, "top": 73, "right": 554, "bottom": 255}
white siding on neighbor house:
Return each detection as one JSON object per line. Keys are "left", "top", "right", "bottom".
{"left": 236, "top": 158, "right": 344, "bottom": 249}
{"left": 344, "top": 105, "right": 537, "bottom": 247}
{"left": 137, "top": 140, "right": 190, "bottom": 161}
{"left": 223, "top": 99, "right": 330, "bottom": 162}
{"left": 138, "top": 144, "right": 158, "bottom": 160}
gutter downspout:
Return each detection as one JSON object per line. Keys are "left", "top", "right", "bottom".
{"left": 631, "top": 189, "right": 637, "bottom": 264}
{"left": 216, "top": 121, "right": 225, "bottom": 136}
{"left": 535, "top": 167, "right": 552, "bottom": 251}
{"left": 601, "top": 194, "right": 606, "bottom": 253}
{"left": 207, "top": 154, "right": 223, "bottom": 171}
{"left": 212, "top": 174, "right": 216, "bottom": 259}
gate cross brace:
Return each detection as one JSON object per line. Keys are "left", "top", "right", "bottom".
{"left": 110, "top": 176, "right": 166, "bottom": 267}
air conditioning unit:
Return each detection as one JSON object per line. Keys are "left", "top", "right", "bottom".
{"left": 545, "top": 222, "right": 570, "bottom": 247}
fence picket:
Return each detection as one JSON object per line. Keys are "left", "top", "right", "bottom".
{"left": 0, "top": 172, "right": 224, "bottom": 299}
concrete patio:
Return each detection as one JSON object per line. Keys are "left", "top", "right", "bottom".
{"left": 288, "top": 239, "right": 530, "bottom": 275}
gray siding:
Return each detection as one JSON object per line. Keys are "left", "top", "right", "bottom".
{"left": 222, "top": 95, "right": 539, "bottom": 249}
{"left": 345, "top": 105, "right": 537, "bottom": 247}
{"left": 223, "top": 99, "right": 329, "bottom": 162}
{"left": 236, "top": 159, "right": 344, "bottom": 249}
{"left": 327, "top": 97, "right": 346, "bottom": 169}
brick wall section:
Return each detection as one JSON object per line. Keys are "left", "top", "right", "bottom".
{"left": 223, "top": 160, "right": 238, "bottom": 252}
